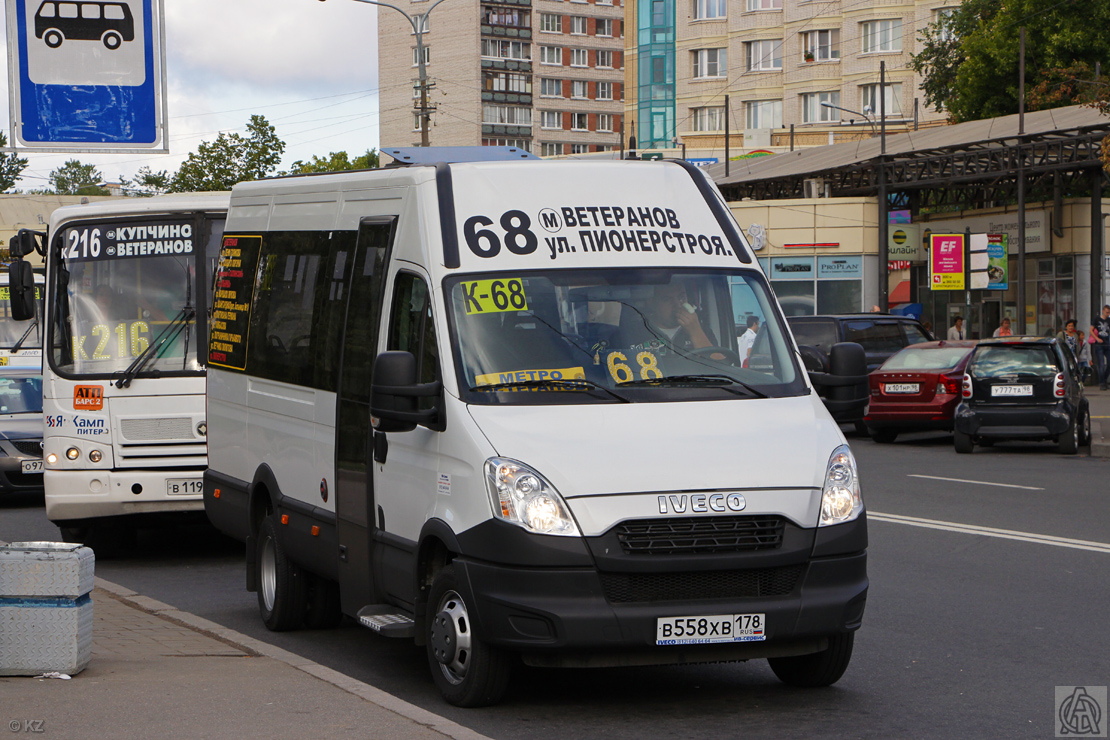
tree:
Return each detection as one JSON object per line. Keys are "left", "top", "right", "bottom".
{"left": 120, "top": 166, "right": 170, "bottom": 197}
{"left": 169, "top": 115, "right": 286, "bottom": 192}
{"left": 283, "top": 149, "right": 379, "bottom": 175}
{"left": 911, "top": 0, "right": 1110, "bottom": 124}
{"left": 0, "top": 131, "right": 28, "bottom": 192}
{"left": 50, "top": 159, "right": 109, "bottom": 195}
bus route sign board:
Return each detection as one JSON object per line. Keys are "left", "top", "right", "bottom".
{"left": 930, "top": 233, "right": 965, "bottom": 291}
{"left": 5, "top": 0, "right": 167, "bottom": 150}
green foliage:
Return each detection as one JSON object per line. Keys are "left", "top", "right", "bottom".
{"left": 49, "top": 159, "right": 108, "bottom": 195}
{"left": 169, "top": 115, "right": 286, "bottom": 192}
{"left": 120, "top": 166, "right": 171, "bottom": 197}
{"left": 283, "top": 149, "right": 379, "bottom": 175}
{"left": 911, "top": 0, "right": 1110, "bottom": 123}
{"left": 0, "top": 131, "right": 28, "bottom": 193}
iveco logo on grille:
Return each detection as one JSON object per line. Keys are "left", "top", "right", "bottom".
{"left": 657, "top": 493, "right": 747, "bottom": 514}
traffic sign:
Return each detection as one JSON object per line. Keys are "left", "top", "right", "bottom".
{"left": 5, "top": 0, "right": 166, "bottom": 151}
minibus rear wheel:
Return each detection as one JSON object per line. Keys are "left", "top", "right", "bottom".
{"left": 768, "top": 631, "right": 854, "bottom": 687}
{"left": 256, "top": 513, "right": 307, "bottom": 631}
{"left": 426, "top": 564, "right": 511, "bottom": 707}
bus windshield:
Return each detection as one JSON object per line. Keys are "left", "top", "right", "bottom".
{"left": 49, "top": 218, "right": 204, "bottom": 378}
{"left": 445, "top": 267, "right": 805, "bottom": 405}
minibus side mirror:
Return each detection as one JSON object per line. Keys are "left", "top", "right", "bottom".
{"left": 370, "top": 351, "right": 442, "bottom": 433}
{"left": 7, "top": 260, "right": 36, "bottom": 321}
{"left": 8, "top": 230, "right": 42, "bottom": 258}
{"left": 826, "top": 341, "right": 869, "bottom": 414}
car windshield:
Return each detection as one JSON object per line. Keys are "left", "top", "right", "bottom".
{"left": 446, "top": 267, "right": 805, "bottom": 404}
{"left": 0, "top": 375, "right": 42, "bottom": 414}
{"left": 969, "top": 345, "right": 1059, "bottom": 378}
{"left": 0, "top": 283, "right": 42, "bottom": 349}
{"left": 881, "top": 346, "right": 971, "bottom": 371}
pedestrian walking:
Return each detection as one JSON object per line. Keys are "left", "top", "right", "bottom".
{"left": 1058, "top": 319, "right": 1092, "bottom": 381}
{"left": 947, "top": 316, "right": 965, "bottom": 340}
{"left": 993, "top": 317, "right": 1012, "bottom": 337}
{"left": 1091, "top": 305, "right": 1110, "bottom": 390}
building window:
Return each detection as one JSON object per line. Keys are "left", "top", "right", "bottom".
{"left": 540, "top": 13, "right": 561, "bottom": 32}
{"left": 747, "top": 0, "right": 780, "bottom": 9}
{"left": 411, "top": 13, "right": 429, "bottom": 33}
{"left": 802, "top": 29, "right": 840, "bottom": 60}
{"left": 934, "top": 7, "right": 957, "bottom": 41}
{"left": 596, "top": 81, "right": 613, "bottom": 100}
{"left": 485, "top": 71, "right": 532, "bottom": 93}
{"left": 482, "top": 138, "right": 532, "bottom": 150}
{"left": 691, "top": 106, "right": 725, "bottom": 131}
{"left": 596, "top": 18, "right": 613, "bottom": 36}
{"left": 540, "top": 77, "right": 562, "bottom": 97}
{"left": 695, "top": 0, "right": 725, "bottom": 20}
{"left": 482, "top": 6, "right": 529, "bottom": 27}
{"left": 801, "top": 91, "right": 840, "bottom": 123}
{"left": 745, "top": 100, "right": 782, "bottom": 129}
{"left": 746, "top": 39, "right": 782, "bottom": 71}
{"left": 596, "top": 49, "right": 614, "bottom": 68}
{"left": 572, "top": 112, "right": 589, "bottom": 130}
{"left": 542, "top": 111, "right": 562, "bottom": 129}
{"left": 540, "top": 46, "right": 563, "bottom": 65}
{"left": 481, "top": 39, "right": 530, "bottom": 60}
{"left": 862, "top": 19, "right": 902, "bottom": 53}
{"left": 597, "top": 113, "right": 613, "bottom": 132}
{"left": 571, "top": 144, "right": 589, "bottom": 154}
{"left": 571, "top": 48, "right": 588, "bottom": 67}
{"left": 483, "top": 104, "right": 533, "bottom": 126}
{"left": 412, "top": 46, "right": 430, "bottom": 66}
{"left": 571, "top": 80, "right": 589, "bottom": 98}
{"left": 861, "top": 82, "right": 903, "bottom": 117}
{"left": 413, "top": 113, "right": 422, "bottom": 131}
{"left": 693, "top": 48, "right": 726, "bottom": 79}
{"left": 570, "top": 16, "right": 587, "bottom": 34}
{"left": 541, "top": 142, "right": 563, "bottom": 156}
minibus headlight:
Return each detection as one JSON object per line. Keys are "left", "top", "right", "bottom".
{"left": 66, "top": 447, "right": 80, "bottom": 461}
{"left": 819, "top": 444, "right": 863, "bottom": 527}
{"left": 88, "top": 450, "right": 103, "bottom": 463}
{"left": 485, "top": 458, "right": 579, "bottom": 536}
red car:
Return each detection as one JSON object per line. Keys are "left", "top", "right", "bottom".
{"left": 864, "top": 340, "right": 977, "bottom": 443}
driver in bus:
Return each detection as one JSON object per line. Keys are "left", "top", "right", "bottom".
{"left": 628, "top": 281, "right": 717, "bottom": 354}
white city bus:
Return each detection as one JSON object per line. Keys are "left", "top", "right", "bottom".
{"left": 8, "top": 194, "right": 228, "bottom": 539}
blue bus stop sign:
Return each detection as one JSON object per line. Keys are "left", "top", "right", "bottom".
{"left": 6, "top": 0, "right": 165, "bottom": 150}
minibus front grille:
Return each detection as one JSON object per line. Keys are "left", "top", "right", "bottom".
{"left": 116, "top": 441, "right": 206, "bottom": 468}
{"left": 599, "top": 565, "right": 804, "bottom": 604}
{"left": 614, "top": 515, "right": 785, "bottom": 555}
{"left": 120, "top": 417, "right": 196, "bottom": 441}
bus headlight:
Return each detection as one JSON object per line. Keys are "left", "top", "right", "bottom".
{"left": 819, "top": 444, "right": 863, "bottom": 526}
{"left": 46, "top": 453, "right": 58, "bottom": 465}
{"left": 89, "top": 450, "right": 103, "bottom": 463}
{"left": 66, "top": 447, "right": 80, "bottom": 460}
{"left": 485, "top": 458, "right": 579, "bottom": 536}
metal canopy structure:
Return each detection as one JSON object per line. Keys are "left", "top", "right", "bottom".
{"left": 710, "top": 105, "right": 1110, "bottom": 210}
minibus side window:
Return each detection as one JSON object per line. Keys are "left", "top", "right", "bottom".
{"left": 104, "top": 4, "right": 126, "bottom": 19}
{"left": 38, "top": 3, "right": 56, "bottom": 18}
{"left": 387, "top": 273, "right": 439, "bottom": 410}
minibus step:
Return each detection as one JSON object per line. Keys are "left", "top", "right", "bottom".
{"left": 356, "top": 606, "right": 415, "bottom": 638}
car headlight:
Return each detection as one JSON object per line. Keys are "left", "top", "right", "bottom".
{"left": 485, "top": 458, "right": 579, "bottom": 536}
{"left": 819, "top": 444, "right": 863, "bottom": 526}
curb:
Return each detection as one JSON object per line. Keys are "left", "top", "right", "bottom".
{"left": 95, "top": 578, "right": 493, "bottom": 740}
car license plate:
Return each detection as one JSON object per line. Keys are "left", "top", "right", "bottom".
{"left": 656, "top": 613, "right": 766, "bottom": 645}
{"left": 991, "top": 384, "right": 1033, "bottom": 396}
{"left": 884, "top": 383, "right": 919, "bottom": 394}
{"left": 166, "top": 478, "right": 203, "bottom": 496}
{"left": 20, "top": 459, "right": 44, "bottom": 473}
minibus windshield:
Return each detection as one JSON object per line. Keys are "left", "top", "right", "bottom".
{"left": 446, "top": 267, "right": 806, "bottom": 404}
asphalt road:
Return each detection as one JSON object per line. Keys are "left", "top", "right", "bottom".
{"left": 2, "top": 430, "right": 1107, "bottom": 739}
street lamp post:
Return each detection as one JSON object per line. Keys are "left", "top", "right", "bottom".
{"left": 327, "top": 0, "right": 452, "bottom": 146}
{"left": 820, "top": 101, "right": 877, "bottom": 137}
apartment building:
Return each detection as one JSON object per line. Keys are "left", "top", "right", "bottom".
{"left": 377, "top": 0, "right": 627, "bottom": 155}
{"left": 625, "top": 0, "right": 959, "bottom": 153}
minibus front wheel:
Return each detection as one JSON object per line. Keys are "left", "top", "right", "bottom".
{"left": 256, "top": 513, "right": 307, "bottom": 631}
{"left": 426, "top": 564, "right": 511, "bottom": 707}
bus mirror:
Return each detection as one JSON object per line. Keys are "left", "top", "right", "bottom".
{"left": 370, "top": 351, "right": 442, "bottom": 433}
{"left": 8, "top": 230, "right": 41, "bottom": 258}
{"left": 7, "top": 260, "right": 35, "bottom": 321}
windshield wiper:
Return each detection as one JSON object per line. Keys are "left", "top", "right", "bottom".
{"left": 10, "top": 320, "right": 38, "bottom": 353}
{"left": 470, "top": 378, "right": 629, "bottom": 402}
{"left": 114, "top": 306, "right": 195, "bottom": 388}
{"left": 616, "top": 374, "right": 768, "bottom": 398}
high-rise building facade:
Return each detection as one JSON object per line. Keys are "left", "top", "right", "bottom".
{"left": 378, "top": 0, "right": 627, "bottom": 155}
{"left": 625, "top": 0, "right": 958, "bottom": 152}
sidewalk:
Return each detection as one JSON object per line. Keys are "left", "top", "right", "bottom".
{"left": 1, "top": 579, "right": 491, "bottom": 740}
{"left": 1086, "top": 385, "right": 1110, "bottom": 458}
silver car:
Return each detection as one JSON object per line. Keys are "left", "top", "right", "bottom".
{"left": 0, "top": 366, "right": 44, "bottom": 495}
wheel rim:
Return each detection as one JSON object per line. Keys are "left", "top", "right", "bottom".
{"left": 45, "top": 30, "right": 62, "bottom": 47}
{"left": 430, "top": 589, "right": 473, "bottom": 685}
{"left": 103, "top": 32, "right": 120, "bottom": 49}
{"left": 260, "top": 533, "right": 277, "bottom": 612}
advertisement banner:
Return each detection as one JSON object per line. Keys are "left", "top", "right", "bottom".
{"left": 930, "top": 233, "right": 965, "bottom": 291}
{"left": 986, "top": 233, "right": 1008, "bottom": 289}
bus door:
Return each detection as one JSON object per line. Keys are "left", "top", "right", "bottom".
{"left": 335, "top": 218, "right": 395, "bottom": 614}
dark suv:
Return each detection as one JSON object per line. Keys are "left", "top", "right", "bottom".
{"left": 787, "top": 314, "right": 933, "bottom": 429}
{"left": 953, "top": 336, "right": 1090, "bottom": 454}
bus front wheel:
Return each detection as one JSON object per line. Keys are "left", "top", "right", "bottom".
{"left": 43, "top": 29, "right": 63, "bottom": 48}
{"left": 102, "top": 31, "right": 122, "bottom": 50}
{"left": 256, "top": 513, "right": 307, "bottom": 631}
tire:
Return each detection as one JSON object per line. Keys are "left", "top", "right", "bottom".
{"left": 1058, "top": 415, "right": 1079, "bottom": 455}
{"left": 1079, "top": 406, "right": 1092, "bottom": 447}
{"left": 853, "top": 420, "right": 869, "bottom": 437}
{"left": 303, "top": 573, "right": 343, "bottom": 630}
{"left": 870, "top": 429, "right": 897, "bottom": 444}
{"left": 768, "top": 632, "right": 855, "bottom": 688}
{"left": 102, "top": 31, "right": 122, "bottom": 50}
{"left": 953, "top": 429, "right": 974, "bottom": 454}
{"left": 57, "top": 523, "right": 90, "bottom": 545}
{"left": 43, "top": 29, "right": 63, "bottom": 48}
{"left": 426, "top": 564, "right": 511, "bottom": 707}
{"left": 256, "top": 514, "right": 307, "bottom": 631}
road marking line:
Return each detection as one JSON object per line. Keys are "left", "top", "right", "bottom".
{"left": 906, "top": 474, "right": 1044, "bottom": 490}
{"left": 869, "top": 511, "right": 1110, "bottom": 554}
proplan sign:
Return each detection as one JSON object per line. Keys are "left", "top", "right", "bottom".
{"left": 5, "top": 0, "right": 167, "bottom": 151}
